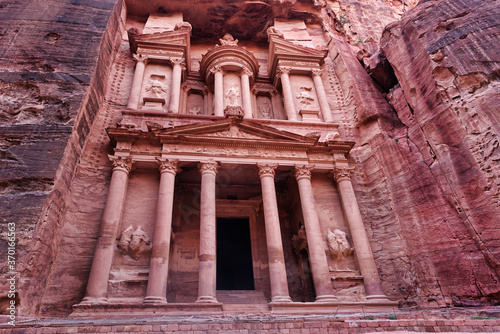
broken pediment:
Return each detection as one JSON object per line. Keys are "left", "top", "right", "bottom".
{"left": 268, "top": 32, "right": 327, "bottom": 78}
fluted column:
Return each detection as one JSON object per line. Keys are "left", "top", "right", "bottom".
{"left": 257, "top": 163, "right": 292, "bottom": 303}
{"left": 333, "top": 167, "right": 387, "bottom": 299}
{"left": 312, "top": 69, "right": 334, "bottom": 123}
{"left": 212, "top": 66, "right": 224, "bottom": 117}
{"left": 144, "top": 159, "right": 179, "bottom": 304}
{"left": 196, "top": 161, "right": 219, "bottom": 303}
{"left": 127, "top": 54, "right": 148, "bottom": 110}
{"left": 82, "top": 156, "right": 132, "bottom": 304}
{"left": 277, "top": 66, "right": 297, "bottom": 121}
{"left": 294, "top": 165, "right": 336, "bottom": 302}
{"left": 168, "top": 58, "right": 184, "bottom": 113}
{"left": 241, "top": 68, "right": 253, "bottom": 119}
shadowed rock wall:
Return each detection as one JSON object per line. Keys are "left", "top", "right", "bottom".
{"left": 348, "top": 0, "right": 500, "bottom": 306}
{"left": 0, "top": 0, "right": 123, "bottom": 315}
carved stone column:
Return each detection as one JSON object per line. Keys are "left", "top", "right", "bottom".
{"left": 257, "top": 163, "right": 292, "bottom": 303}
{"left": 196, "top": 161, "right": 219, "bottom": 303}
{"left": 277, "top": 66, "right": 298, "bottom": 121}
{"left": 144, "top": 159, "right": 179, "bottom": 304}
{"left": 333, "top": 167, "right": 387, "bottom": 299}
{"left": 82, "top": 156, "right": 132, "bottom": 304}
{"left": 240, "top": 68, "right": 253, "bottom": 119}
{"left": 312, "top": 69, "right": 334, "bottom": 123}
{"left": 168, "top": 58, "right": 184, "bottom": 113}
{"left": 127, "top": 54, "right": 148, "bottom": 110}
{"left": 212, "top": 66, "right": 224, "bottom": 117}
{"left": 294, "top": 164, "right": 336, "bottom": 302}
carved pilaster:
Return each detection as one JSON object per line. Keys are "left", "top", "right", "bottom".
{"left": 157, "top": 158, "right": 179, "bottom": 175}
{"left": 276, "top": 66, "right": 291, "bottom": 77}
{"left": 210, "top": 64, "right": 223, "bottom": 74}
{"left": 242, "top": 67, "right": 253, "bottom": 77}
{"left": 294, "top": 164, "right": 315, "bottom": 180}
{"left": 170, "top": 57, "right": 185, "bottom": 67}
{"left": 109, "top": 155, "right": 132, "bottom": 173}
{"left": 257, "top": 163, "right": 278, "bottom": 178}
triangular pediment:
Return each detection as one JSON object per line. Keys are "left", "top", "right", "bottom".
{"left": 154, "top": 118, "right": 318, "bottom": 146}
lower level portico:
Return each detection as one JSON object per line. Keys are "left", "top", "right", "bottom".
{"left": 72, "top": 115, "right": 397, "bottom": 317}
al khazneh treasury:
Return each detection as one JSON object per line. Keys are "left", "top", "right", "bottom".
{"left": 69, "top": 9, "right": 398, "bottom": 317}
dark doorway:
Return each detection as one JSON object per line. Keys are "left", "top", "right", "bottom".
{"left": 216, "top": 217, "right": 255, "bottom": 290}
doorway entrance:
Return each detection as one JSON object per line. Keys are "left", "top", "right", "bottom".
{"left": 216, "top": 217, "right": 255, "bottom": 290}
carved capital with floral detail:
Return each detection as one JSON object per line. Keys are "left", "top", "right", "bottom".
{"left": 109, "top": 155, "right": 133, "bottom": 173}
{"left": 294, "top": 164, "right": 315, "bottom": 180}
{"left": 157, "top": 158, "right": 179, "bottom": 175}
{"left": 199, "top": 160, "right": 219, "bottom": 175}
{"left": 132, "top": 53, "right": 148, "bottom": 64}
{"left": 257, "top": 163, "right": 278, "bottom": 178}
{"left": 242, "top": 67, "right": 253, "bottom": 77}
{"left": 311, "top": 68, "right": 323, "bottom": 77}
{"left": 210, "top": 64, "right": 223, "bottom": 74}
{"left": 276, "top": 66, "right": 291, "bottom": 76}
{"left": 332, "top": 167, "right": 354, "bottom": 182}
{"left": 170, "top": 57, "right": 185, "bottom": 67}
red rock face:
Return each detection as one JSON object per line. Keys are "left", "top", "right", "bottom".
{"left": 351, "top": 0, "right": 500, "bottom": 306}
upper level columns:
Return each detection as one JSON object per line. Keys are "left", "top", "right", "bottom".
{"left": 168, "top": 58, "right": 185, "bottom": 113}
{"left": 212, "top": 66, "right": 225, "bottom": 117}
{"left": 127, "top": 54, "right": 148, "bottom": 110}
{"left": 277, "top": 66, "right": 298, "bottom": 121}
{"left": 82, "top": 156, "right": 132, "bottom": 304}
{"left": 294, "top": 165, "right": 336, "bottom": 302}
{"left": 333, "top": 167, "right": 387, "bottom": 299}
{"left": 257, "top": 163, "right": 292, "bottom": 303}
{"left": 144, "top": 159, "right": 179, "bottom": 304}
{"left": 241, "top": 69, "right": 253, "bottom": 119}
{"left": 311, "top": 69, "right": 333, "bottom": 123}
{"left": 196, "top": 161, "right": 219, "bottom": 303}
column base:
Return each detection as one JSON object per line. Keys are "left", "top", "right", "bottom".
{"left": 143, "top": 296, "right": 167, "bottom": 304}
{"left": 315, "top": 295, "right": 337, "bottom": 303}
{"left": 79, "top": 297, "right": 108, "bottom": 305}
{"left": 366, "top": 295, "right": 391, "bottom": 301}
{"left": 271, "top": 296, "right": 293, "bottom": 303}
{"left": 196, "top": 296, "right": 219, "bottom": 303}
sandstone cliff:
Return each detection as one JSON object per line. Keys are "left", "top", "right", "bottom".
{"left": 351, "top": 0, "right": 500, "bottom": 306}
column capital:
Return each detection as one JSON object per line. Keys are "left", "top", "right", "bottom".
{"left": 294, "top": 164, "right": 315, "bottom": 180}
{"left": 170, "top": 57, "right": 185, "bottom": 67}
{"left": 241, "top": 67, "right": 253, "bottom": 77}
{"left": 157, "top": 158, "right": 179, "bottom": 175}
{"left": 332, "top": 167, "right": 354, "bottom": 182}
{"left": 199, "top": 161, "right": 219, "bottom": 175}
{"left": 132, "top": 53, "right": 148, "bottom": 64}
{"left": 276, "top": 66, "right": 291, "bottom": 76}
{"left": 210, "top": 64, "right": 223, "bottom": 74}
{"left": 311, "top": 68, "right": 323, "bottom": 77}
{"left": 108, "top": 155, "right": 132, "bottom": 173}
{"left": 257, "top": 163, "right": 278, "bottom": 178}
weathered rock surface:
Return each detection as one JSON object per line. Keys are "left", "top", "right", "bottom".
{"left": 0, "top": 0, "right": 123, "bottom": 315}
{"left": 348, "top": 0, "right": 500, "bottom": 306}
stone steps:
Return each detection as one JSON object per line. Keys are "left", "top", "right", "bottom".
{"left": 216, "top": 290, "right": 269, "bottom": 304}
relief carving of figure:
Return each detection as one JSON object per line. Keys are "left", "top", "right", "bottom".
{"left": 327, "top": 229, "right": 354, "bottom": 271}
{"left": 225, "top": 84, "right": 240, "bottom": 106}
{"left": 118, "top": 226, "right": 151, "bottom": 260}
{"left": 296, "top": 86, "right": 315, "bottom": 109}
{"left": 259, "top": 106, "right": 271, "bottom": 119}
{"left": 189, "top": 107, "right": 201, "bottom": 115}
{"left": 145, "top": 76, "right": 168, "bottom": 96}
{"left": 219, "top": 33, "right": 238, "bottom": 46}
